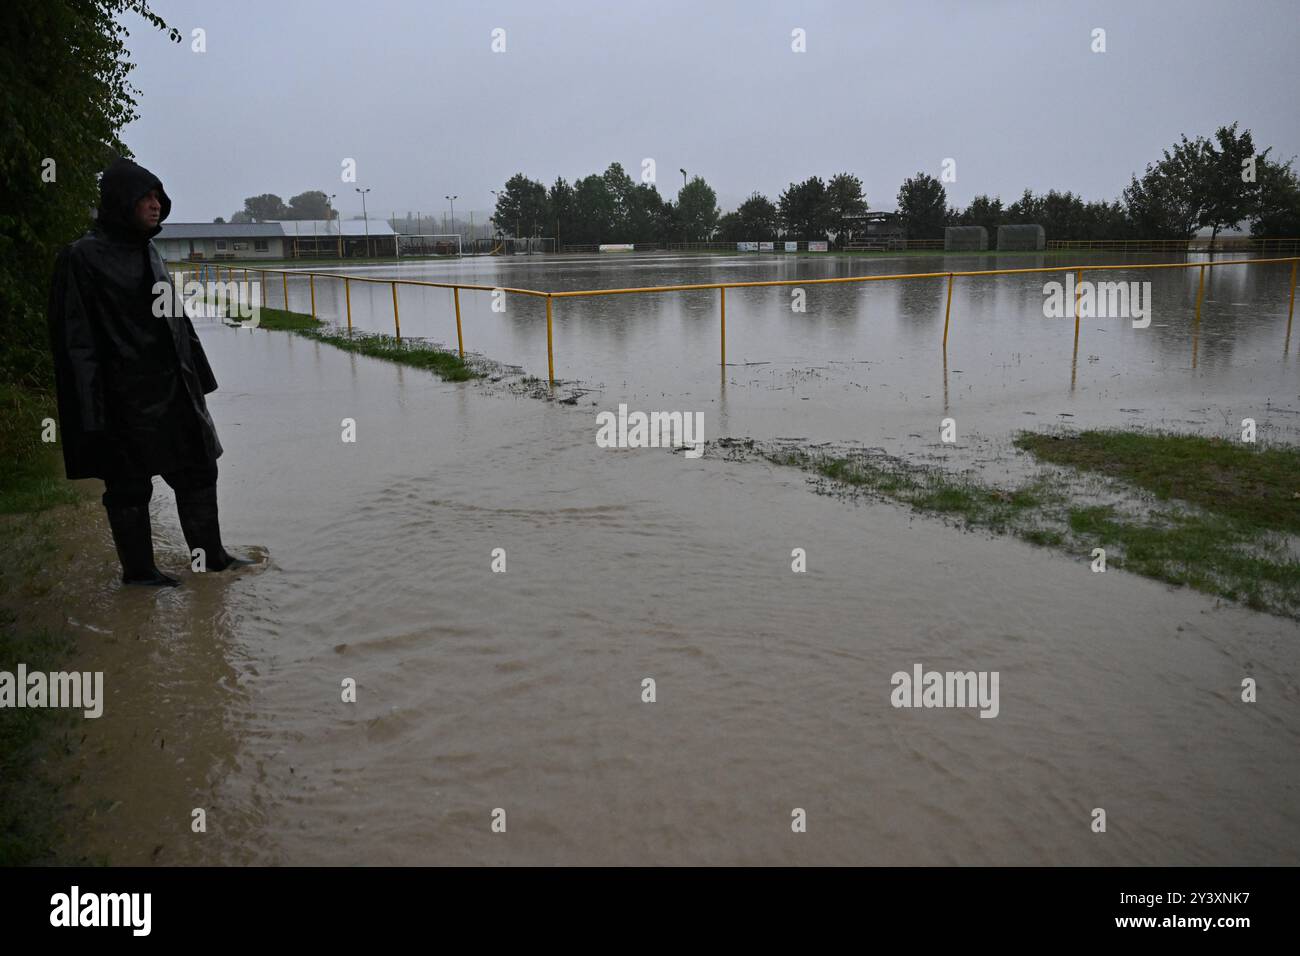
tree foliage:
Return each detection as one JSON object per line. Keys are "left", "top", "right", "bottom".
{"left": 492, "top": 173, "right": 551, "bottom": 238}
{"left": 288, "top": 190, "right": 334, "bottom": 220}
{"left": 1, "top": 0, "right": 179, "bottom": 388}
{"left": 242, "top": 193, "right": 290, "bottom": 221}
{"left": 778, "top": 176, "right": 829, "bottom": 240}
{"left": 1251, "top": 155, "right": 1300, "bottom": 238}
{"left": 896, "top": 173, "right": 948, "bottom": 239}
{"left": 824, "top": 173, "right": 868, "bottom": 246}
{"left": 677, "top": 176, "right": 720, "bottom": 242}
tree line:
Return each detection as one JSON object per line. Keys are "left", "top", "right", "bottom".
{"left": 490, "top": 164, "right": 723, "bottom": 245}
{"left": 493, "top": 124, "right": 1300, "bottom": 248}
{"left": 939, "top": 124, "right": 1300, "bottom": 246}
{"left": 218, "top": 190, "right": 337, "bottom": 223}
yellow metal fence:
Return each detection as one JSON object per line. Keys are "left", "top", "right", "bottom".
{"left": 188, "top": 255, "right": 1300, "bottom": 386}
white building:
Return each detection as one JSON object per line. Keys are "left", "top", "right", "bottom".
{"left": 153, "top": 222, "right": 286, "bottom": 261}
{"left": 154, "top": 219, "right": 398, "bottom": 261}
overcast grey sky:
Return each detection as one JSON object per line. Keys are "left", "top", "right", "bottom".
{"left": 121, "top": 0, "right": 1300, "bottom": 223}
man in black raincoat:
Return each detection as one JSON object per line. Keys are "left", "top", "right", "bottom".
{"left": 47, "top": 157, "right": 253, "bottom": 585}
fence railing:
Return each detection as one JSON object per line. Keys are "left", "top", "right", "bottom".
{"left": 188, "top": 255, "right": 1300, "bottom": 386}
{"left": 1047, "top": 237, "right": 1300, "bottom": 254}
{"left": 563, "top": 241, "right": 846, "bottom": 252}
{"left": 844, "top": 238, "right": 945, "bottom": 251}
{"left": 550, "top": 237, "right": 1300, "bottom": 255}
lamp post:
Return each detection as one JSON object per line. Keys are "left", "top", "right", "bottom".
{"left": 679, "top": 168, "right": 688, "bottom": 246}
{"left": 355, "top": 187, "right": 371, "bottom": 258}
{"left": 328, "top": 193, "right": 340, "bottom": 258}
{"left": 446, "top": 194, "right": 458, "bottom": 255}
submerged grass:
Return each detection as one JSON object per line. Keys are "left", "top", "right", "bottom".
{"left": 251, "top": 306, "right": 484, "bottom": 382}
{"left": 752, "top": 429, "right": 1300, "bottom": 620}
{"left": 1014, "top": 430, "right": 1300, "bottom": 535}
{"left": 765, "top": 445, "right": 1064, "bottom": 536}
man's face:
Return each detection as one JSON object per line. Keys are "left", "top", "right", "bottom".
{"left": 133, "top": 189, "right": 162, "bottom": 230}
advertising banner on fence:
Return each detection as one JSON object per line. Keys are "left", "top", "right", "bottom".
{"left": 785, "top": 241, "right": 798, "bottom": 252}
{"left": 599, "top": 244, "right": 634, "bottom": 253}
{"left": 808, "top": 240, "right": 828, "bottom": 252}
{"left": 737, "top": 241, "right": 758, "bottom": 252}
{"left": 759, "top": 241, "right": 775, "bottom": 251}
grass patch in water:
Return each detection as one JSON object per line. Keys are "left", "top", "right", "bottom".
{"left": 1015, "top": 430, "right": 1300, "bottom": 535}
{"left": 758, "top": 431, "right": 1300, "bottom": 620}
{"left": 250, "top": 307, "right": 483, "bottom": 382}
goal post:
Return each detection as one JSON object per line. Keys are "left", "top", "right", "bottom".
{"left": 396, "top": 234, "right": 463, "bottom": 257}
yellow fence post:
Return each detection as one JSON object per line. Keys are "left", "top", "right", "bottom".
{"left": 1287, "top": 261, "right": 1297, "bottom": 347}
{"left": 345, "top": 277, "right": 352, "bottom": 332}
{"left": 720, "top": 287, "right": 727, "bottom": 369}
{"left": 546, "top": 294, "right": 555, "bottom": 385}
{"left": 1195, "top": 263, "right": 1206, "bottom": 324}
{"left": 1192, "top": 264, "right": 1207, "bottom": 369}
{"left": 1073, "top": 269, "right": 1083, "bottom": 348}
{"left": 942, "top": 273, "right": 954, "bottom": 349}
{"left": 392, "top": 281, "right": 401, "bottom": 340}
{"left": 309, "top": 273, "right": 316, "bottom": 318}
{"left": 453, "top": 287, "right": 464, "bottom": 358}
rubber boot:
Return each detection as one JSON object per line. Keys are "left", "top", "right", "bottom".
{"left": 174, "top": 485, "right": 255, "bottom": 572}
{"left": 105, "top": 504, "right": 181, "bottom": 587}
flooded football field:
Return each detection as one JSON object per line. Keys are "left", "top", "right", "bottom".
{"left": 31, "top": 252, "right": 1300, "bottom": 865}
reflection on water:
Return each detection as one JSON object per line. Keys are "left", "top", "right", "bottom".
{"left": 42, "top": 253, "right": 1300, "bottom": 864}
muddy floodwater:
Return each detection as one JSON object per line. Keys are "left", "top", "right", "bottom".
{"left": 35, "top": 253, "right": 1300, "bottom": 864}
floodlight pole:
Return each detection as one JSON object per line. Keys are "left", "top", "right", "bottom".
{"left": 356, "top": 187, "right": 371, "bottom": 258}
{"left": 446, "top": 195, "right": 459, "bottom": 256}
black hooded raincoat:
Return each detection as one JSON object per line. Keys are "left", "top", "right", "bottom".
{"left": 47, "top": 158, "right": 223, "bottom": 480}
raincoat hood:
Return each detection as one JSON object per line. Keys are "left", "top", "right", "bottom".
{"left": 95, "top": 157, "right": 172, "bottom": 242}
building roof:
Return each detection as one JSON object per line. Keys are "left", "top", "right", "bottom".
{"left": 155, "top": 222, "right": 285, "bottom": 239}
{"left": 155, "top": 219, "right": 397, "bottom": 240}
{"left": 271, "top": 219, "right": 396, "bottom": 237}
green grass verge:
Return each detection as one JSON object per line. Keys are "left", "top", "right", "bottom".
{"left": 0, "top": 607, "right": 79, "bottom": 865}
{"left": 251, "top": 306, "right": 484, "bottom": 382}
{"left": 0, "top": 385, "right": 81, "bottom": 515}
{"left": 756, "top": 430, "right": 1300, "bottom": 620}
{"left": 0, "top": 382, "right": 97, "bottom": 864}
